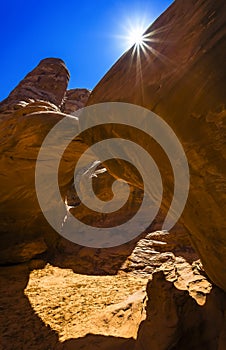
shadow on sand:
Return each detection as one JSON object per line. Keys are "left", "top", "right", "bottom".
{"left": 1, "top": 260, "right": 226, "bottom": 350}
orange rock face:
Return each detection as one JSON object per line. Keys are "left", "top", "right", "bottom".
{"left": 135, "top": 264, "right": 226, "bottom": 350}
{"left": 0, "top": 1, "right": 226, "bottom": 349}
{"left": 0, "top": 57, "right": 193, "bottom": 265}
{"left": 0, "top": 58, "right": 88, "bottom": 263}
{"left": 62, "top": 88, "right": 90, "bottom": 114}
{"left": 87, "top": 0, "right": 226, "bottom": 291}
{"left": 2, "top": 58, "right": 69, "bottom": 108}
{"left": 0, "top": 0, "right": 225, "bottom": 295}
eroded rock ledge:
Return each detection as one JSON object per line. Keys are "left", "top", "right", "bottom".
{"left": 87, "top": 0, "right": 226, "bottom": 291}
{"left": 0, "top": 58, "right": 92, "bottom": 264}
{"left": 136, "top": 261, "right": 226, "bottom": 350}
{"left": 1, "top": 258, "right": 225, "bottom": 350}
{"left": 0, "top": 57, "right": 194, "bottom": 269}
{"left": 0, "top": 0, "right": 225, "bottom": 348}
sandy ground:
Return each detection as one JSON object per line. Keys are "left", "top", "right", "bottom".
{"left": 0, "top": 262, "right": 147, "bottom": 349}
{"left": 24, "top": 264, "right": 147, "bottom": 341}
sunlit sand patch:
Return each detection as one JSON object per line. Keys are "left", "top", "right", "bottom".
{"left": 25, "top": 264, "right": 147, "bottom": 342}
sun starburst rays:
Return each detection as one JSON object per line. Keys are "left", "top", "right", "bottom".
{"left": 115, "top": 17, "right": 174, "bottom": 99}
{"left": 121, "top": 22, "right": 174, "bottom": 99}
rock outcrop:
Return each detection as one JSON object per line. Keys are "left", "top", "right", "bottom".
{"left": 54, "top": 226, "right": 197, "bottom": 276}
{"left": 1, "top": 58, "right": 69, "bottom": 110}
{"left": 1, "top": 0, "right": 225, "bottom": 293}
{"left": 0, "top": 58, "right": 193, "bottom": 266}
{"left": 0, "top": 100, "right": 60, "bottom": 263}
{"left": 0, "top": 0, "right": 226, "bottom": 348}
{"left": 62, "top": 88, "right": 90, "bottom": 114}
{"left": 135, "top": 261, "right": 226, "bottom": 350}
{"left": 0, "top": 58, "right": 88, "bottom": 263}
{"left": 87, "top": 0, "right": 226, "bottom": 291}
{"left": 1, "top": 256, "right": 225, "bottom": 350}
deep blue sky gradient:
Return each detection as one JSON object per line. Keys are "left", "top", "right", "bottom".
{"left": 0, "top": 0, "right": 173, "bottom": 101}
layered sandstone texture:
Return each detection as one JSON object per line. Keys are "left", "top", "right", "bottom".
{"left": 62, "top": 88, "right": 90, "bottom": 114}
{"left": 0, "top": 57, "right": 193, "bottom": 267}
{"left": 0, "top": 58, "right": 91, "bottom": 264}
{"left": 0, "top": 0, "right": 226, "bottom": 348}
{"left": 87, "top": 0, "right": 226, "bottom": 291}
{"left": 135, "top": 262, "right": 226, "bottom": 350}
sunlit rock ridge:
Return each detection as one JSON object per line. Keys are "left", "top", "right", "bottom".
{"left": 88, "top": 0, "right": 226, "bottom": 292}
{"left": 0, "top": 0, "right": 226, "bottom": 348}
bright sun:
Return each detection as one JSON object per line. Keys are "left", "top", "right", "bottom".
{"left": 115, "top": 14, "right": 163, "bottom": 55}
{"left": 127, "top": 27, "right": 145, "bottom": 47}
{"left": 117, "top": 17, "right": 150, "bottom": 52}
{"left": 114, "top": 13, "right": 169, "bottom": 76}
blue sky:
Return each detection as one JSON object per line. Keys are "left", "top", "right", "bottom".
{"left": 0, "top": 0, "right": 173, "bottom": 101}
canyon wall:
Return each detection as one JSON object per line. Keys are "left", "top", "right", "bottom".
{"left": 87, "top": 0, "right": 226, "bottom": 291}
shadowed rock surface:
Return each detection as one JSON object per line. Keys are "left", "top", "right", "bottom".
{"left": 0, "top": 0, "right": 226, "bottom": 348}
{"left": 1, "top": 259, "right": 225, "bottom": 350}
{"left": 0, "top": 58, "right": 89, "bottom": 263}
{"left": 87, "top": 0, "right": 226, "bottom": 291}
{"left": 0, "top": 57, "right": 193, "bottom": 266}
{"left": 135, "top": 264, "right": 226, "bottom": 350}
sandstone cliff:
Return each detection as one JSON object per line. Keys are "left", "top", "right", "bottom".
{"left": 0, "top": 57, "right": 192, "bottom": 268}
{"left": 0, "top": 0, "right": 226, "bottom": 348}
{"left": 0, "top": 58, "right": 91, "bottom": 263}
{"left": 87, "top": 0, "right": 226, "bottom": 291}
